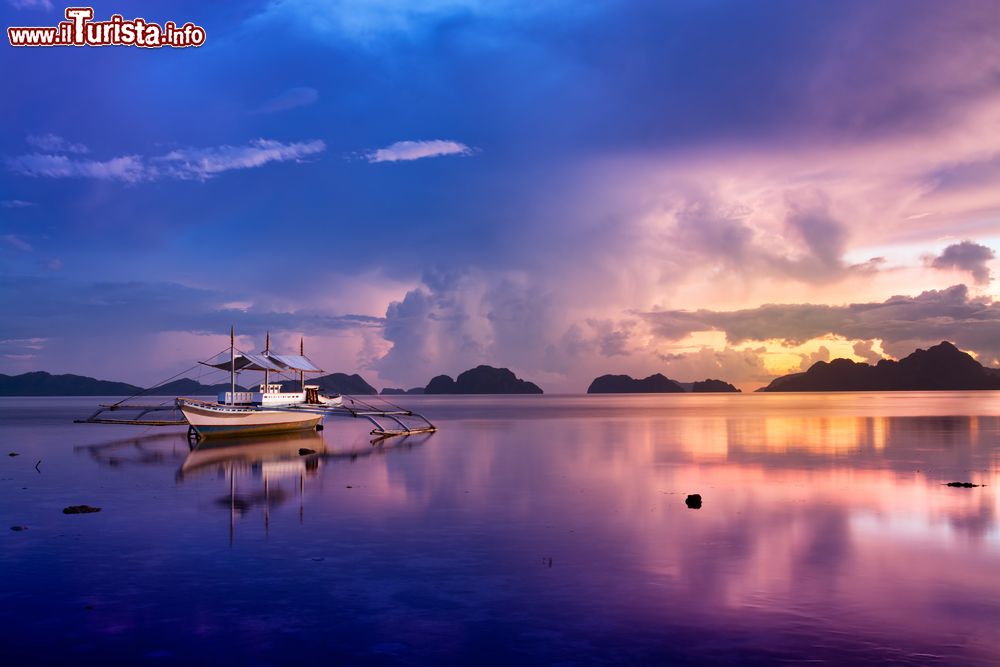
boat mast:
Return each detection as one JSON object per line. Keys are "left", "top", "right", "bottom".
{"left": 300, "top": 336, "right": 305, "bottom": 392}
{"left": 229, "top": 325, "right": 235, "bottom": 404}
{"left": 264, "top": 331, "right": 270, "bottom": 390}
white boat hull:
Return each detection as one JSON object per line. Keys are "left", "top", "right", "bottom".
{"left": 178, "top": 399, "right": 322, "bottom": 439}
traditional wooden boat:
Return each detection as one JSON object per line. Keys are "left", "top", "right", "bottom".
{"left": 175, "top": 398, "right": 325, "bottom": 438}
{"left": 76, "top": 328, "right": 437, "bottom": 441}
{"left": 175, "top": 330, "right": 336, "bottom": 439}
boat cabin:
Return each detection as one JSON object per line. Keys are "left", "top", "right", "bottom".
{"left": 218, "top": 383, "right": 309, "bottom": 407}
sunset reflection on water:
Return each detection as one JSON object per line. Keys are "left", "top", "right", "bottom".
{"left": 1, "top": 393, "right": 998, "bottom": 664}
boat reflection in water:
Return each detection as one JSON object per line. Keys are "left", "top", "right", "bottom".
{"left": 176, "top": 429, "right": 428, "bottom": 543}
{"left": 75, "top": 424, "right": 430, "bottom": 544}
{"left": 177, "top": 431, "right": 326, "bottom": 543}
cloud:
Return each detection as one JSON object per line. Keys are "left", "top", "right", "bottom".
{"left": 799, "top": 345, "right": 831, "bottom": 370}
{"left": 0, "top": 274, "right": 386, "bottom": 382}
{"left": 8, "top": 0, "right": 53, "bottom": 9}
{"left": 0, "top": 337, "right": 46, "bottom": 355}
{"left": 642, "top": 284, "right": 1000, "bottom": 364}
{"left": 6, "top": 153, "right": 146, "bottom": 182}
{"left": 587, "top": 318, "right": 634, "bottom": 357}
{"left": 373, "top": 268, "right": 553, "bottom": 385}
{"left": 26, "top": 133, "right": 88, "bottom": 154}
{"left": 365, "top": 140, "right": 473, "bottom": 163}
{"left": 647, "top": 189, "right": 881, "bottom": 288}
{"left": 660, "top": 346, "right": 773, "bottom": 386}
{"left": 929, "top": 241, "right": 995, "bottom": 285}
{"left": 852, "top": 340, "right": 883, "bottom": 364}
{"left": 248, "top": 0, "right": 558, "bottom": 44}
{"left": 1, "top": 234, "right": 32, "bottom": 252}
{"left": 254, "top": 87, "right": 319, "bottom": 113}
{"left": 0, "top": 275, "right": 383, "bottom": 340}
{"left": 156, "top": 139, "right": 326, "bottom": 180}
{"left": 0, "top": 200, "right": 34, "bottom": 208}
{"left": 6, "top": 139, "right": 326, "bottom": 183}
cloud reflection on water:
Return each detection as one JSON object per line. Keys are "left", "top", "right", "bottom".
{"left": 3, "top": 394, "right": 999, "bottom": 663}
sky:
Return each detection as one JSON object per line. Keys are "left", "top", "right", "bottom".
{"left": 1, "top": 0, "right": 1000, "bottom": 392}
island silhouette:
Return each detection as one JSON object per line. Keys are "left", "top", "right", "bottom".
{"left": 3, "top": 341, "right": 997, "bottom": 395}
{"left": 425, "top": 365, "right": 543, "bottom": 394}
{"left": 758, "top": 341, "right": 1000, "bottom": 391}
{"left": 587, "top": 374, "right": 740, "bottom": 393}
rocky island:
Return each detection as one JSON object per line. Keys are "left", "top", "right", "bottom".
{"left": 280, "top": 373, "right": 377, "bottom": 395}
{"left": 0, "top": 371, "right": 142, "bottom": 396}
{"left": 588, "top": 374, "right": 739, "bottom": 393}
{"left": 691, "top": 379, "right": 740, "bottom": 392}
{"left": 587, "top": 373, "right": 684, "bottom": 393}
{"left": 759, "top": 341, "right": 1000, "bottom": 392}
{"left": 425, "top": 365, "right": 543, "bottom": 394}
{"left": 0, "top": 370, "right": 379, "bottom": 396}
{"left": 380, "top": 387, "right": 425, "bottom": 395}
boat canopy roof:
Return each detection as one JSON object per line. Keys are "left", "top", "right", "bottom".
{"left": 202, "top": 351, "right": 322, "bottom": 373}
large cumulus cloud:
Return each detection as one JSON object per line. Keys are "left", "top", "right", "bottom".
{"left": 642, "top": 285, "right": 1000, "bottom": 364}
{"left": 929, "top": 241, "right": 995, "bottom": 285}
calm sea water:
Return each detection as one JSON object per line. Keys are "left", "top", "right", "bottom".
{"left": 1, "top": 393, "right": 998, "bottom": 665}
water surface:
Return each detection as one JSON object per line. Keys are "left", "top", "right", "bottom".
{"left": 1, "top": 393, "right": 998, "bottom": 665}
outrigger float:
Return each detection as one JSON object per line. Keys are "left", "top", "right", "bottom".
{"left": 75, "top": 328, "right": 436, "bottom": 441}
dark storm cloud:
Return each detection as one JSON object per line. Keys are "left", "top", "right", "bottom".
{"left": 0, "top": 276, "right": 382, "bottom": 341}
{"left": 668, "top": 193, "right": 878, "bottom": 284}
{"left": 373, "top": 269, "right": 554, "bottom": 384}
{"left": 642, "top": 285, "right": 1000, "bottom": 362}
{"left": 929, "top": 241, "right": 995, "bottom": 285}
{"left": 4, "top": 0, "right": 997, "bottom": 279}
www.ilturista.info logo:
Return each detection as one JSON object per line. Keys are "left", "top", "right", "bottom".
{"left": 8, "top": 7, "right": 205, "bottom": 48}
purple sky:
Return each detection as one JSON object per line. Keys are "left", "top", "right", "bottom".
{"left": 2, "top": 0, "right": 1000, "bottom": 391}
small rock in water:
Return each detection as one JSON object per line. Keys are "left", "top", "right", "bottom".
{"left": 685, "top": 494, "right": 703, "bottom": 509}
{"left": 298, "top": 448, "right": 316, "bottom": 456}
{"left": 8, "top": 452, "right": 19, "bottom": 457}
{"left": 946, "top": 482, "right": 981, "bottom": 488}
{"left": 10, "top": 525, "right": 27, "bottom": 531}
{"left": 63, "top": 505, "right": 101, "bottom": 514}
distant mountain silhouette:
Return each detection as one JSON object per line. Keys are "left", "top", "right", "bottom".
{"left": 759, "top": 341, "right": 1000, "bottom": 392}
{"left": 146, "top": 378, "right": 248, "bottom": 396}
{"left": 280, "top": 373, "right": 377, "bottom": 395}
{"left": 0, "top": 369, "right": 380, "bottom": 396}
{"left": 425, "top": 366, "right": 543, "bottom": 394}
{"left": 380, "top": 387, "right": 425, "bottom": 395}
{"left": 692, "top": 379, "right": 740, "bottom": 393}
{"left": 0, "top": 371, "right": 141, "bottom": 396}
{"left": 588, "top": 373, "right": 684, "bottom": 393}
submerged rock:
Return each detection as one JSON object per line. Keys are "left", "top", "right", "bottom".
{"left": 298, "top": 448, "right": 316, "bottom": 456}
{"left": 685, "top": 494, "right": 702, "bottom": 509}
{"left": 946, "top": 482, "right": 981, "bottom": 488}
{"left": 62, "top": 505, "right": 101, "bottom": 514}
